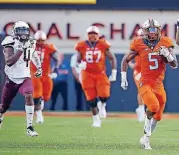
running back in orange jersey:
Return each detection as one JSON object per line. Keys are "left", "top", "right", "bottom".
{"left": 75, "top": 39, "right": 110, "bottom": 74}
{"left": 130, "top": 36, "right": 174, "bottom": 85}
{"left": 30, "top": 44, "right": 57, "bottom": 76}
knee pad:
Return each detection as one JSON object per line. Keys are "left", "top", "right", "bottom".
{"left": 87, "top": 98, "right": 97, "bottom": 108}
{"left": 33, "top": 98, "right": 42, "bottom": 105}
{"left": 99, "top": 97, "right": 109, "bottom": 103}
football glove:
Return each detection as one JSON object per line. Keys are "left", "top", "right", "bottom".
{"left": 159, "top": 46, "right": 174, "bottom": 62}
{"left": 34, "top": 67, "right": 42, "bottom": 78}
{"left": 109, "top": 69, "right": 117, "bottom": 82}
{"left": 121, "top": 71, "right": 128, "bottom": 90}
{"left": 78, "top": 61, "right": 87, "bottom": 70}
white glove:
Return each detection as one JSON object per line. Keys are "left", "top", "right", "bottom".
{"left": 121, "top": 72, "right": 128, "bottom": 90}
{"left": 78, "top": 61, "right": 87, "bottom": 70}
{"left": 159, "top": 46, "right": 174, "bottom": 62}
{"left": 50, "top": 73, "right": 58, "bottom": 79}
{"left": 159, "top": 46, "right": 170, "bottom": 57}
{"left": 34, "top": 67, "right": 42, "bottom": 78}
{"left": 109, "top": 69, "right": 117, "bottom": 82}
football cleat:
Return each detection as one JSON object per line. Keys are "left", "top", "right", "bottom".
{"left": 27, "top": 126, "right": 39, "bottom": 137}
{"left": 140, "top": 135, "right": 152, "bottom": 150}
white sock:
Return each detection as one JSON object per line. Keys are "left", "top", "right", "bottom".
{"left": 0, "top": 113, "right": 4, "bottom": 121}
{"left": 144, "top": 116, "right": 152, "bottom": 136}
{"left": 101, "top": 102, "right": 106, "bottom": 107}
{"left": 93, "top": 113, "right": 100, "bottom": 122}
{"left": 25, "top": 105, "right": 34, "bottom": 128}
{"left": 151, "top": 118, "right": 158, "bottom": 133}
{"left": 36, "top": 110, "right": 42, "bottom": 117}
{"left": 139, "top": 104, "right": 144, "bottom": 110}
{"left": 41, "top": 100, "right": 44, "bottom": 110}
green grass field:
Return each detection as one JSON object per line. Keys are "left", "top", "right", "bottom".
{"left": 0, "top": 115, "right": 179, "bottom": 155}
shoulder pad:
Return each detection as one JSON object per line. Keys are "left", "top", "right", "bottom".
{"left": 1, "top": 36, "right": 15, "bottom": 47}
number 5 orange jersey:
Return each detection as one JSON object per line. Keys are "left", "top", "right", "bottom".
{"left": 130, "top": 36, "right": 174, "bottom": 85}
{"left": 75, "top": 39, "right": 110, "bottom": 74}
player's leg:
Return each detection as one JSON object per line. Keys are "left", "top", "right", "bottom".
{"left": 134, "top": 74, "right": 145, "bottom": 122}
{"left": 18, "top": 78, "right": 38, "bottom": 136}
{"left": 84, "top": 88, "right": 100, "bottom": 127}
{"left": 151, "top": 85, "right": 166, "bottom": 134}
{"left": 139, "top": 85, "right": 160, "bottom": 149}
{"left": 31, "top": 77, "right": 43, "bottom": 124}
{"left": 96, "top": 74, "right": 110, "bottom": 118}
{"left": 0, "top": 78, "right": 19, "bottom": 128}
{"left": 81, "top": 72, "right": 101, "bottom": 127}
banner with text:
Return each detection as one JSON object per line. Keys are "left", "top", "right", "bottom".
{"left": 0, "top": 10, "right": 178, "bottom": 53}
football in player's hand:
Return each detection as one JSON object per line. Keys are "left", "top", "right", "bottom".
{"left": 160, "top": 55, "right": 168, "bottom": 63}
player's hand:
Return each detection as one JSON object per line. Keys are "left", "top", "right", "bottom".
{"left": 159, "top": 46, "right": 170, "bottom": 57}
{"left": 23, "top": 41, "right": 31, "bottom": 49}
{"left": 109, "top": 69, "right": 117, "bottom": 82}
{"left": 121, "top": 71, "right": 128, "bottom": 90}
{"left": 34, "top": 67, "right": 42, "bottom": 78}
{"left": 78, "top": 61, "right": 87, "bottom": 70}
{"left": 177, "top": 19, "right": 179, "bottom": 28}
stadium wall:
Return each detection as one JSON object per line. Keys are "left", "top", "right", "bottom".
{"left": 0, "top": 10, "right": 179, "bottom": 112}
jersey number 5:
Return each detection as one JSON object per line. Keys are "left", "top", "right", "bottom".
{"left": 148, "top": 52, "right": 159, "bottom": 70}
{"left": 86, "top": 50, "right": 101, "bottom": 63}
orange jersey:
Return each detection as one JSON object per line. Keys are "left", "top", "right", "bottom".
{"left": 75, "top": 39, "right": 110, "bottom": 74}
{"left": 130, "top": 36, "right": 174, "bottom": 85}
{"left": 31, "top": 43, "right": 56, "bottom": 76}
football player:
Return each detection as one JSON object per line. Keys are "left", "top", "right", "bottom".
{"left": 121, "top": 19, "right": 178, "bottom": 149}
{"left": 74, "top": 26, "right": 117, "bottom": 127}
{"left": 0, "top": 21, "right": 42, "bottom": 136}
{"left": 30, "top": 30, "right": 61, "bottom": 123}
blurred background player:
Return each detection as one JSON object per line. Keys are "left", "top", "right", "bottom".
{"left": 121, "top": 19, "right": 178, "bottom": 149}
{"left": 0, "top": 21, "right": 42, "bottom": 136}
{"left": 74, "top": 26, "right": 117, "bottom": 127}
{"left": 176, "top": 19, "right": 179, "bottom": 46}
{"left": 70, "top": 53, "right": 85, "bottom": 111}
{"left": 50, "top": 54, "right": 69, "bottom": 111}
{"left": 128, "top": 29, "right": 145, "bottom": 122}
{"left": 30, "top": 30, "right": 61, "bottom": 123}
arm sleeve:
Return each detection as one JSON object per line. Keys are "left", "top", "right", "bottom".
{"left": 31, "top": 51, "right": 41, "bottom": 69}
{"left": 70, "top": 54, "right": 78, "bottom": 68}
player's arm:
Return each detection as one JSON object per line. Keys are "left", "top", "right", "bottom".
{"left": 52, "top": 51, "right": 62, "bottom": 70}
{"left": 4, "top": 47, "right": 23, "bottom": 67}
{"left": 105, "top": 48, "right": 117, "bottom": 81}
{"left": 159, "top": 46, "right": 178, "bottom": 69}
{"left": 168, "top": 47, "right": 178, "bottom": 68}
{"left": 70, "top": 54, "right": 80, "bottom": 82}
{"left": 121, "top": 50, "right": 138, "bottom": 90}
{"left": 32, "top": 51, "right": 42, "bottom": 77}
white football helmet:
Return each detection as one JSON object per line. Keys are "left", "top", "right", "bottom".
{"left": 34, "top": 30, "right": 47, "bottom": 41}
{"left": 141, "top": 19, "right": 161, "bottom": 41}
{"left": 86, "top": 26, "right": 100, "bottom": 42}
{"left": 13, "top": 21, "right": 30, "bottom": 42}
{"left": 86, "top": 26, "right": 100, "bottom": 34}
